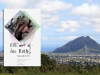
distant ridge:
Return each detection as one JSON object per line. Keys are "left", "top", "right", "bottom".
{"left": 53, "top": 36, "right": 100, "bottom": 54}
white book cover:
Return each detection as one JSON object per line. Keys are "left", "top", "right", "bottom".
{"left": 4, "top": 9, "right": 41, "bottom": 66}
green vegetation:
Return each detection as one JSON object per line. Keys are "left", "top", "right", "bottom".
{"left": 0, "top": 54, "right": 100, "bottom": 75}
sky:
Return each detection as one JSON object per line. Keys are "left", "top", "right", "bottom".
{"left": 0, "top": 0, "right": 100, "bottom": 51}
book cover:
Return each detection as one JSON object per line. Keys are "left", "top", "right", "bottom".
{"left": 4, "top": 9, "right": 41, "bottom": 66}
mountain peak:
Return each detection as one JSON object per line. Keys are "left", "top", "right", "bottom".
{"left": 86, "top": 36, "right": 91, "bottom": 39}
{"left": 80, "top": 36, "right": 90, "bottom": 38}
{"left": 53, "top": 36, "right": 100, "bottom": 54}
{"left": 86, "top": 36, "right": 90, "bottom": 38}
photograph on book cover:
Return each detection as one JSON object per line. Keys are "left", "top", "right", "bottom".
{"left": 4, "top": 9, "right": 41, "bottom": 66}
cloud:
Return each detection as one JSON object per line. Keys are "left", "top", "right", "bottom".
{"left": 0, "top": 0, "right": 27, "bottom": 8}
{"left": 64, "top": 16, "right": 100, "bottom": 33}
{"left": 70, "top": 29, "right": 78, "bottom": 32}
{"left": 60, "top": 21, "right": 80, "bottom": 28}
{"left": 41, "top": 14, "right": 60, "bottom": 23}
{"left": 79, "top": 18, "right": 91, "bottom": 25}
{"left": 41, "top": 36, "right": 79, "bottom": 41}
{"left": 90, "top": 18, "right": 100, "bottom": 32}
{"left": 59, "top": 36, "right": 79, "bottom": 41}
{"left": 0, "top": 0, "right": 73, "bottom": 28}
{"left": 41, "top": 14, "right": 51, "bottom": 19}
{"left": 66, "top": 3, "right": 100, "bottom": 33}
{"left": 27, "top": 0, "right": 72, "bottom": 28}
{"left": 41, "top": 13, "right": 62, "bottom": 28}
{"left": 31, "top": 0, "right": 72, "bottom": 12}
{"left": 55, "top": 21, "right": 80, "bottom": 32}
{"left": 78, "top": 17, "right": 100, "bottom": 32}
{"left": 70, "top": 3, "right": 100, "bottom": 18}
{"left": 93, "top": 29, "right": 100, "bottom": 32}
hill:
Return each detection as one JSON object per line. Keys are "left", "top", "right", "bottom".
{"left": 53, "top": 36, "right": 100, "bottom": 54}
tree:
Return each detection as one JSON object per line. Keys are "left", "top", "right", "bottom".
{"left": 40, "top": 54, "right": 56, "bottom": 72}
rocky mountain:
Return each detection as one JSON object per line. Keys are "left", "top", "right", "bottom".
{"left": 53, "top": 36, "right": 100, "bottom": 54}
